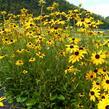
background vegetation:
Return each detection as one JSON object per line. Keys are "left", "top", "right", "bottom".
{"left": 0, "top": 0, "right": 109, "bottom": 29}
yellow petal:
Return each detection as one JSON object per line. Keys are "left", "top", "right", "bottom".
{"left": 0, "top": 97, "right": 6, "bottom": 101}
{"left": 0, "top": 102, "right": 4, "bottom": 107}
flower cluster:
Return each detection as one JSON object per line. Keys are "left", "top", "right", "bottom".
{"left": 0, "top": 3, "right": 108, "bottom": 109}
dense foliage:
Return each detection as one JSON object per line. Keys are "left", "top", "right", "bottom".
{"left": 0, "top": 1, "right": 109, "bottom": 109}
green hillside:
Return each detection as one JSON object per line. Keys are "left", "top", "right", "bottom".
{"left": 0, "top": 0, "right": 76, "bottom": 14}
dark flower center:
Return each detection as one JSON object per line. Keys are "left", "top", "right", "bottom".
{"left": 103, "top": 69, "right": 106, "bottom": 72}
{"left": 80, "top": 92, "right": 83, "bottom": 96}
{"left": 102, "top": 96, "right": 105, "bottom": 99}
{"left": 95, "top": 54, "right": 100, "bottom": 59}
{"left": 90, "top": 91, "right": 94, "bottom": 95}
{"left": 106, "top": 80, "right": 109, "bottom": 84}
{"left": 90, "top": 75, "right": 93, "bottom": 78}
{"left": 105, "top": 105, "right": 109, "bottom": 109}
{"left": 79, "top": 47, "right": 83, "bottom": 50}
{"left": 10, "top": 40, "right": 13, "bottom": 42}
{"left": 79, "top": 103, "right": 82, "bottom": 106}
{"left": 87, "top": 22, "right": 91, "bottom": 24}
{"left": 75, "top": 51, "right": 79, "bottom": 56}
{"left": 72, "top": 38, "right": 75, "bottom": 40}
{"left": 29, "top": 43, "right": 32, "bottom": 45}
{"left": 30, "top": 24, "right": 33, "bottom": 26}
{"left": 37, "top": 33, "right": 41, "bottom": 35}
{"left": 5, "top": 38, "right": 8, "bottom": 41}
{"left": 79, "top": 103, "right": 83, "bottom": 107}
{"left": 39, "top": 38, "right": 42, "bottom": 40}
{"left": 70, "top": 45, "right": 74, "bottom": 48}
{"left": 94, "top": 69, "right": 98, "bottom": 73}
{"left": 96, "top": 82, "right": 99, "bottom": 85}
{"left": 54, "top": 26, "right": 58, "bottom": 29}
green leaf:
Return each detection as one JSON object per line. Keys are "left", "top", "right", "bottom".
{"left": 50, "top": 95, "right": 57, "bottom": 101}
{"left": 57, "top": 95, "right": 65, "bottom": 101}
{"left": 26, "top": 99, "right": 37, "bottom": 106}
{"left": 16, "top": 95, "right": 27, "bottom": 103}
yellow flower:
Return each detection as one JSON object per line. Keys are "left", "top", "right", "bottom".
{"left": 97, "top": 68, "right": 108, "bottom": 76}
{"left": 91, "top": 51, "right": 106, "bottom": 65}
{"left": 102, "top": 76, "right": 109, "bottom": 91}
{"left": 98, "top": 93, "right": 109, "bottom": 101}
{"left": 29, "top": 57, "right": 36, "bottom": 63}
{"left": 36, "top": 52, "right": 45, "bottom": 59}
{"left": 0, "top": 96, "right": 6, "bottom": 107}
{"left": 66, "top": 44, "right": 78, "bottom": 54}
{"left": 85, "top": 71, "right": 96, "bottom": 80}
{"left": 2, "top": 38, "right": 9, "bottom": 44}
{"left": 16, "top": 49, "right": 25, "bottom": 53}
{"left": 26, "top": 42, "right": 34, "bottom": 49}
{"left": 84, "top": 18, "right": 91, "bottom": 23}
{"left": 0, "top": 55, "right": 5, "bottom": 60}
{"left": 89, "top": 88, "right": 100, "bottom": 102}
{"left": 65, "top": 66, "right": 78, "bottom": 74}
{"left": 76, "top": 20, "right": 84, "bottom": 27}
{"left": 22, "top": 70, "right": 28, "bottom": 74}
{"left": 103, "top": 39, "right": 109, "bottom": 47}
{"left": 77, "top": 102, "right": 84, "bottom": 108}
{"left": 68, "top": 37, "right": 80, "bottom": 44}
{"left": 69, "top": 49, "right": 86, "bottom": 63}
{"left": 8, "top": 39, "right": 16, "bottom": 45}
{"left": 35, "top": 36, "right": 45, "bottom": 44}
{"left": 58, "top": 50, "right": 66, "bottom": 57}
{"left": 92, "top": 80, "right": 101, "bottom": 89}
{"left": 2, "top": 38, "right": 16, "bottom": 45}
{"left": 16, "top": 60, "right": 24, "bottom": 66}
{"left": 46, "top": 40, "right": 54, "bottom": 46}
{"left": 98, "top": 98, "right": 109, "bottom": 109}
{"left": 78, "top": 92, "right": 85, "bottom": 98}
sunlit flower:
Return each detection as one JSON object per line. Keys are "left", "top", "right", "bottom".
{"left": 0, "top": 55, "right": 5, "bottom": 60}
{"left": 89, "top": 88, "right": 100, "bottom": 101}
{"left": 85, "top": 71, "right": 96, "bottom": 80}
{"left": 92, "top": 80, "right": 101, "bottom": 89}
{"left": 66, "top": 44, "right": 78, "bottom": 53}
{"left": 102, "top": 76, "right": 109, "bottom": 91}
{"left": 0, "top": 96, "right": 6, "bottom": 107}
{"left": 26, "top": 42, "right": 34, "bottom": 49}
{"left": 16, "top": 60, "right": 24, "bottom": 66}
{"left": 68, "top": 37, "right": 80, "bottom": 44}
{"left": 98, "top": 93, "right": 109, "bottom": 101}
{"left": 46, "top": 40, "right": 54, "bottom": 46}
{"left": 16, "top": 49, "right": 25, "bottom": 53}
{"left": 29, "top": 57, "right": 36, "bottom": 63}
{"left": 91, "top": 51, "right": 106, "bottom": 65}
{"left": 98, "top": 98, "right": 109, "bottom": 109}
{"left": 97, "top": 68, "right": 108, "bottom": 76}
{"left": 69, "top": 49, "right": 86, "bottom": 63}
{"left": 36, "top": 52, "right": 45, "bottom": 59}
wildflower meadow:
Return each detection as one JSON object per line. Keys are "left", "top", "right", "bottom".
{"left": 0, "top": 1, "right": 109, "bottom": 109}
